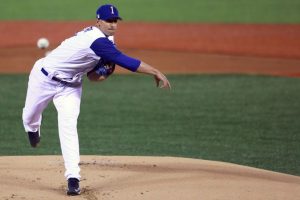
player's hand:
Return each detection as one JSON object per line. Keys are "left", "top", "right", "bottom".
{"left": 154, "top": 72, "right": 171, "bottom": 89}
{"left": 135, "top": 61, "right": 171, "bottom": 89}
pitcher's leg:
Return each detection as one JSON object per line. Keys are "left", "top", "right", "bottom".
{"left": 22, "top": 64, "right": 54, "bottom": 133}
{"left": 22, "top": 93, "right": 50, "bottom": 133}
{"left": 53, "top": 86, "right": 82, "bottom": 180}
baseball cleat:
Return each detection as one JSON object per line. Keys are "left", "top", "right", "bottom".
{"left": 67, "top": 178, "right": 81, "bottom": 196}
{"left": 27, "top": 131, "right": 40, "bottom": 148}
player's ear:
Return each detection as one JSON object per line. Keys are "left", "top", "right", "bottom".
{"left": 96, "top": 20, "right": 101, "bottom": 28}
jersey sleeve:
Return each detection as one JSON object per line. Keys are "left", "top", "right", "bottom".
{"left": 90, "top": 38, "right": 141, "bottom": 72}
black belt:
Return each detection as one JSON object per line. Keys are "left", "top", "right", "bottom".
{"left": 41, "top": 68, "right": 69, "bottom": 85}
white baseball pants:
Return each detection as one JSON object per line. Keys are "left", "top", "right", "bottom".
{"left": 22, "top": 59, "right": 82, "bottom": 180}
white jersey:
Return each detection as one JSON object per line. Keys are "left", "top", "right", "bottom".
{"left": 41, "top": 26, "right": 114, "bottom": 83}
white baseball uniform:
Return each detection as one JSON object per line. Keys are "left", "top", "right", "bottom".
{"left": 22, "top": 26, "right": 140, "bottom": 180}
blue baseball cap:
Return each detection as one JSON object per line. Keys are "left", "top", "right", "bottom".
{"left": 96, "top": 4, "right": 122, "bottom": 21}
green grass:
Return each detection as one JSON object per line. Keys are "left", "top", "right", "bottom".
{"left": 0, "top": 0, "right": 299, "bottom": 23}
{"left": 0, "top": 74, "right": 300, "bottom": 176}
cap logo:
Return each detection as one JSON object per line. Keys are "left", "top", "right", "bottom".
{"left": 110, "top": 6, "right": 114, "bottom": 14}
{"left": 96, "top": 4, "right": 121, "bottom": 20}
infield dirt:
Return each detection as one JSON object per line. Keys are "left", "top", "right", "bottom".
{"left": 0, "top": 21, "right": 300, "bottom": 199}
{"left": 0, "top": 21, "right": 300, "bottom": 76}
{"left": 1, "top": 156, "right": 300, "bottom": 200}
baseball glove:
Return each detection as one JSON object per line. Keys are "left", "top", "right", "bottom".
{"left": 87, "top": 59, "right": 115, "bottom": 81}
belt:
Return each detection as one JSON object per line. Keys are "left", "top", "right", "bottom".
{"left": 41, "top": 68, "right": 69, "bottom": 85}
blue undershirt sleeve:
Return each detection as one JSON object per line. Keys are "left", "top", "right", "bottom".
{"left": 114, "top": 53, "right": 141, "bottom": 72}
{"left": 90, "top": 37, "right": 141, "bottom": 72}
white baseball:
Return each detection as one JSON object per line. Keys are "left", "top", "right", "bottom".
{"left": 37, "top": 38, "right": 49, "bottom": 49}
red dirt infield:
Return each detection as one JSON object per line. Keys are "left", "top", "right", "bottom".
{"left": 0, "top": 21, "right": 299, "bottom": 76}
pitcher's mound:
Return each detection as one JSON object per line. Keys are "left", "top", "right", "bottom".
{"left": 0, "top": 156, "right": 299, "bottom": 200}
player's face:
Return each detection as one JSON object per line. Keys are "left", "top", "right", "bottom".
{"left": 97, "top": 19, "right": 118, "bottom": 36}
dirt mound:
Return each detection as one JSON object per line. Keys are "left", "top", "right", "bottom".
{"left": 0, "top": 156, "right": 299, "bottom": 200}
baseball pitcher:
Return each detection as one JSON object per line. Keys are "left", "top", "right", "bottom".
{"left": 22, "top": 4, "right": 171, "bottom": 196}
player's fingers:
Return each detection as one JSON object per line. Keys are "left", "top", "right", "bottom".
{"left": 154, "top": 76, "right": 160, "bottom": 87}
{"left": 166, "top": 80, "right": 171, "bottom": 89}
{"left": 159, "top": 79, "right": 171, "bottom": 89}
{"left": 161, "top": 82, "right": 171, "bottom": 89}
{"left": 155, "top": 74, "right": 171, "bottom": 89}
{"left": 155, "top": 75, "right": 164, "bottom": 87}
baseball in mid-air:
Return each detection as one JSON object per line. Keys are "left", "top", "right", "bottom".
{"left": 37, "top": 38, "right": 49, "bottom": 49}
